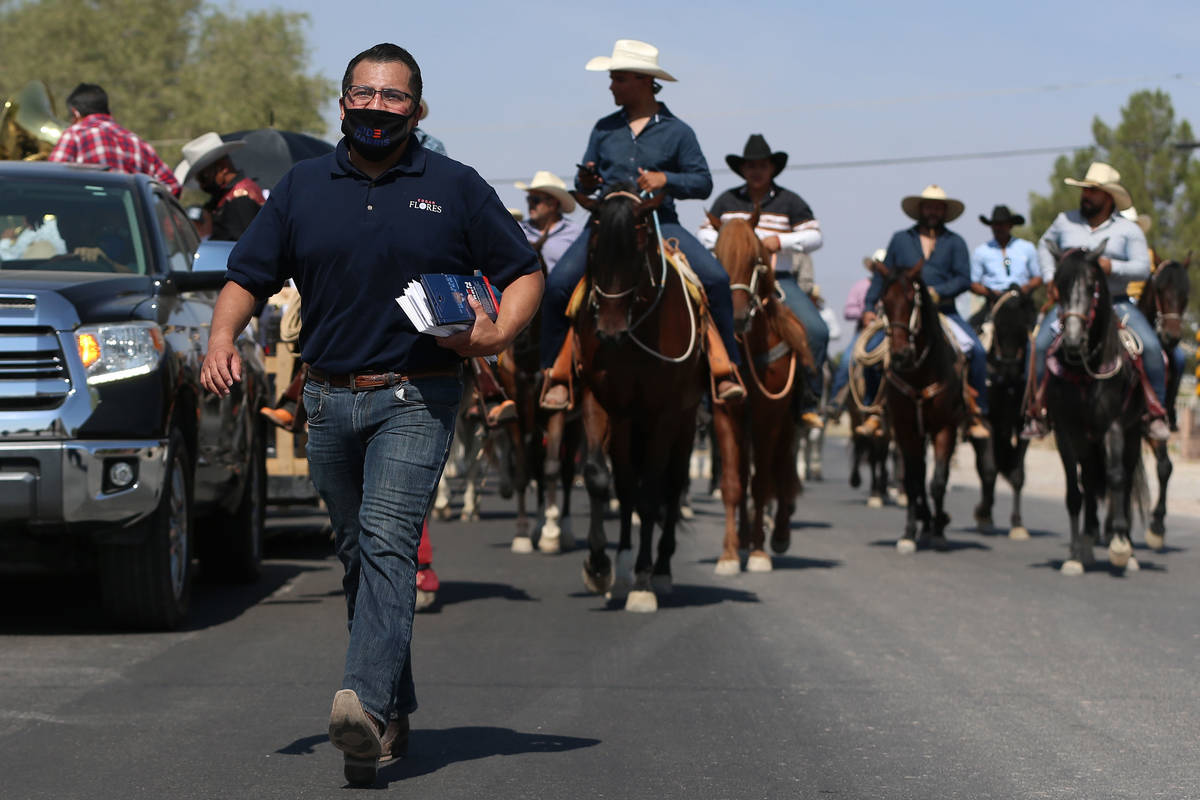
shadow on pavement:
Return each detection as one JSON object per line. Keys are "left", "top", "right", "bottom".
{"left": 584, "top": 583, "right": 760, "bottom": 611}
{"left": 695, "top": 555, "right": 841, "bottom": 570}
{"left": 423, "top": 580, "right": 538, "bottom": 611}
{"left": 1031, "top": 558, "right": 1167, "bottom": 575}
{"left": 868, "top": 539, "right": 992, "bottom": 552}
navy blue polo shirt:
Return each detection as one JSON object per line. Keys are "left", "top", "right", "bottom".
{"left": 866, "top": 225, "right": 971, "bottom": 313}
{"left": 225, "top": 140, "right": 539, "bottom": 374}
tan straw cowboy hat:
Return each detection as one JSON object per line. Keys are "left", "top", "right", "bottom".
{"left": 514, "top": 170, "right": 577, "bottom": 213}
{"left": 862, "top": 248, "right": 887, "bottom": 268}
{"left": 585, "top": 39, "right": 677, "bottom": 81}
{"left": 1120, "top": 205, "right": 1152, "bottom": 233}
{"left": 1064, "top": 162, "right": 1132, "bottom": 211}
{"left": 175, "top": 131, "right": 245, "bottom": 186}
{"left": 901, "top": 184, "right": 964, "bottom": 222}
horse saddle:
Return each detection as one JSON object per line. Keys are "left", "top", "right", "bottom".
{"left": 566, "top": 237, "right": 706, "bottom": 319}
{"left": 1045, "top": 323, "right": 1141, "bottom": 378}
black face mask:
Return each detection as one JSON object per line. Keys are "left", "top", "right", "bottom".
{"left": 341, "top": 107, "right": 413, "bottom": 161}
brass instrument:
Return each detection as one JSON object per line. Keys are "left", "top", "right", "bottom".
{"left": 0, "top": 81, "right": 66, "bottom": 161}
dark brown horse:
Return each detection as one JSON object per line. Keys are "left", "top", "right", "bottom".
{"left": 1045, "top": 243, "right": 1147, "bottom": 575}
{"left": 709, "top": 215, "right": 812, "bottom": 574}
{"left": 1136, "top": 254, "right": 1191, "bottom": 549}
{"left": 874, "top": 261, "right": 989, "bottom": 552}
{"left": 574, "top": 187, "right": 706, "bottom": 612}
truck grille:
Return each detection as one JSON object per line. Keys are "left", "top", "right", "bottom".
{"left": 0, "top": 327, "right": 72, "bottom": 410}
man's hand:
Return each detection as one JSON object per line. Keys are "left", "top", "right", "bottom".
{"left": 762, "top": 235, "right": 781, "bottom": 254}
{"left": 201, "top": 339, "right": 243, "bottom": 396}
{"left": 1097, "top": 256, "right": 1113, "bottom": 275}
{"left": 861, "top": 310, "right": 877, "bottom": 327}
{"left": 636, "top": 168, "right": 667, "bottom": 194}
{"left": 577, "top": 161, "right": 603, "bottom": 192}
{"left": 437, "top": 298, "right": 512, "bottom": 358}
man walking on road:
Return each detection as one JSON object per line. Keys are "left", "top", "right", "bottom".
{"left": 48, "top": 83, "right": 180, "bottom": 196}
{"left": 199, "top": 43, "right": 543, "bottom": 787}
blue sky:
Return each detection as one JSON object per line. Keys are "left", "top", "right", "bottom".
{"left": 242, "top": 0, "right": 1199, "bottom": 342}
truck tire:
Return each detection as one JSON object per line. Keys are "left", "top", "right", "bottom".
{"left": 201, "top": 422, "right": 267, "bottom": 583}
{"left": 99, "top": 427, "right": 194, "bottom": 630}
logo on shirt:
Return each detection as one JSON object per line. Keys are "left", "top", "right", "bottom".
{"left": 409, "top": 197, "right": 443, "bottom": 213}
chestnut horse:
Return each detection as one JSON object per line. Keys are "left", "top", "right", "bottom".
{"left": 574, "top": 188, "right": 706, "bottom": 612}
{"left": 1136, "top": 255, "right": 1191, "bottom": 549}
{"left": 709, "top": 216, "right": 812, "bottom": 574}
{"left": 874, "top": 261, "right": 991, "bottom": 552}
{"left": 1045, "top": 243, "right": 1147, "bottom": 574}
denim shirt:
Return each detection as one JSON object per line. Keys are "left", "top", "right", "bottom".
{"left": 866, "top": 225, "right": 971, "bottom": 312}
{"left": 1036, "top": 209, "right": 1150, "bottom": 297}
{"left": 577, "top": 103, "right": 713, "bottom": 225}
{"left": 970, "top": 237, "right": 1038, "bottom": 292}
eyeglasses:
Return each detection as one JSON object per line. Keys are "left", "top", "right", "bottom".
{"left": 526, "top": 194, "right": 554, "bottom": 207}
{"left": 343, "top": 85, "right": 416, "bottom": 110}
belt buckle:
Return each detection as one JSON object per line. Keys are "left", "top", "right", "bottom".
{"left": 349, "top": 372, "right": 371, "bottom": 392}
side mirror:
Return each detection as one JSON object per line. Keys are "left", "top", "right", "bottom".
{"left": 169, "top": 240, "right": 236, "bottom": 291}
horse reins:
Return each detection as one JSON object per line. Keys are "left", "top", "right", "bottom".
{"left": 730, "top": 259, "right": 797, "bottom": 400}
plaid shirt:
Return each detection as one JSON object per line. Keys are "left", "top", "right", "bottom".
{"left": 48, "top": 114, "right": 180, "bottom": 195}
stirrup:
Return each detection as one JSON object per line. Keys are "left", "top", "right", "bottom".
{"left": 539, "top": 375, "right": 573, "bottom": 411}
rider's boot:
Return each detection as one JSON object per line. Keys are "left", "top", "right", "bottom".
{"left": 854, "top": 414, "right": 883, "bottom": 437}
{"left": 471, "top": 357, "right": 516, "bottom": 427}
{"left": 965, "top": 386, "right": 991, "bottom": 440}
{"left": 540, "top": 334, "right": 575, "bottom": 411}
{"left": 705, "top": 322, "right": 745, "bottom": 403}
{"left": 1132, "top": 353, "right": 1171, "bottom": 442}
{"left": 1020, "top": 370, "right": 1051, "bottom": 440}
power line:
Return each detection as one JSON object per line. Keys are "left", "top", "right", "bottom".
{"left": 486, "top": 143, "right": 1087, "bottom": 185}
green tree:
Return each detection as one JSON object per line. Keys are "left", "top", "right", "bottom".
{"left": 0, "top": 0, "right": 333, "bottom": 164}
{"left": 1027, "top": 90, "right": 1199, "bottom": 270}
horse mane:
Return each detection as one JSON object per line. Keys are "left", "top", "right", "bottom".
{"left": 713, "top": 218, "right": 773, "bottom": 294}
{"left": 1054, "top": 250, "right": 1119, "bottom": 365}
{"left": 589, "top": 186, "right": 641, "bottom": 287}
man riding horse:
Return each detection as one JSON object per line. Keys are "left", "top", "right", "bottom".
{"left": 968, "top": 205, "right": 1041, "bottom": 331}
{"left": 1024, "top": 162, "right": 1169, "bottom": 442}
{"left": 857, "top": 185, "right": 991, "bottom": 439}
{"left": 539, "top": 39, "right": 743, "bottom": 411}
{"left": 698, "top": 134, "right": 828, "bottom": 428}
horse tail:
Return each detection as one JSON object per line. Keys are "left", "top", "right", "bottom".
{"left": 764, "top": 299, "right": 814, "bottom": 369}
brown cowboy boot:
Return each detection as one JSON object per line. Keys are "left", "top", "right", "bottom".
{"left": 965, "top": 386, "right": 991, "bottom": 440}
{"left": 704, "top": 323, "right": 745, "bottom": 402}
{"left": 1020, "top": 369, "right": 1051, "bottom": 440}
{"left": 540, "top": 333, "right": 575, "bottom": 411}
{"left": 854, "top": 414, "right": 883, "bottom": 437}
{"left": 1131, "top": 353, "right": 1170, "bottom": 441}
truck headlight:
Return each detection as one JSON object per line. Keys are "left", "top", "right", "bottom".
{"left": 75, "top": 322, "right": 165, "bottom": 384}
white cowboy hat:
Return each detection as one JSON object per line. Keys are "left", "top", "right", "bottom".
{"left": 901, "top": 184, "right": 965, "bottom": 223}
{"left": 862, "top": 248, "right": 887, "bottom": 268}
{"left": 1064, "top": 162, "right": 1132, "bottom": 211}
{"left": 514, "top": 170, "right": 576, "bottom": 213}
{"left": 175, "top": 131, "right": 245, "bottom": 186}
{"left": 585, "top": 39, "right": 677, "bottom": 82}
{"left": 1120, "top": 205, "right": 1152, "bottom": 233}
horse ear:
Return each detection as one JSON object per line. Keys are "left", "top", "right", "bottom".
{"left": 705, "top": 210, "right": 722, "bottom": 231}
{"left": 1086, "top": 239, "right": 1108, "bottom": 262}
{"left": 749, "top": 201, "right": 761, "bottom": 232}
{"left": 573, "top": 190, "right": 599, "bottom": 214}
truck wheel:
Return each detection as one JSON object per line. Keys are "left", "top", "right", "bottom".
{"left": 202, "top": 423, "right": 267, "bottom": 583}
{"left": 100, "top": 428, "right": 194, "bottom": 630}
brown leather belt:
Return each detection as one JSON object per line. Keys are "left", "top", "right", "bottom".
{"left": 306, "top": 365, "right": 460, "bottom": 392}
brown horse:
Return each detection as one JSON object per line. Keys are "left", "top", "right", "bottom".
{"left": 1135, "top": 254, "right": 1190, "bottom": 549}
{"left": 709, "top": 215, "right": 812, "bottom": 574}
{"left": 875, "top": 261, "right": 979, "bottom": 552}
{"left": 574, "top": 187, "right": 706, "bottom": 612}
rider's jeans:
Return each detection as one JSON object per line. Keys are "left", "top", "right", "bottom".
{"left": 1032, "top": 302, "right": 1166, "bottom": 404}
{"left": 540, "top": 221, "right": 739, "bottom": 368}
{"left": 777, "top": 275, "right": 829, "bottom": 408}
{"left": 829, "top": 336, "right": 857, "bottom": 402}
{"left": 303, "top": 375, "right": 460, "bottom": 723}
{"left": 861, "top": 310, "right": 989, "bottom": 415}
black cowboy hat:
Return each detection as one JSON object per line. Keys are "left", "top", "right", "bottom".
{"left": 726, "top": 134, "right": 788, "bottom": 178}
{"left": 979, "top": 205, "right": 1025, "bottom": 226}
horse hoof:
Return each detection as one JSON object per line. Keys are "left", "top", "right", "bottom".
{"left": 1145, "top": 529, "right": 1165, "bottom": 552}
{"left": 867, "top": 496, "right": 884, "bottom": 509}
{"left": 582, "top": 563, "right": 614, "bottom": 595}
{"left": 511, "top": 536, "right": 533, "bottom": 554}
{"left": 537, "top": 533, "right": 561, "bottom": 554}
{"left": 433, "top": 504, "right": 452, "bottom": 522}
{"left": 414, "top": 589, "right": 436, "bottom": 612}
{"left": 680, "top": 504, "right": 695, "bottom": 521}
{"left": 1126, "top": 556, "right": 1141, "bottom": 572}
{"left": 651, "top": 574, "right": 673, "bottom": 595}
{"left": 895, "top": 493, "right": 908, "bottom": 508}
{"left": 1061, "top": 560, "right": 1084, "bottom": 576}
{"left": 1009, "top": 526, "right": 1030, "bottom": 541}
{"left": 625, "top": 590, "right": 658, "bottom": 613}
{"left": 631, "top": 511, "right": 641, "bottom": 526}
{"left": 1109, "top": 537, "right": 1132, "bottom": 569}
{"left": 811, "top": 468, "right": 823, "bottom": 482}
{"left": 896, "top": 538, "right": 916, "bottom": 555}
{"left": 746, "top": 553, "right": 773, "bottom": 573}
{"left": 714, "top": 558, "right": 740, "bottom": 576}
{"left": 608, "top": 497, "right": 620, "bottom": 513}
{"left": 975, "top": 515, "right": 993, "bottom": 531}
{"left": 931, "top": 535, "right": 949, "bottom": 552}
{"left": 849, "top": 472, "right": 862, "bottom": 488}
{"left": 460, "top": 510, "right": 479, "bottom": 523}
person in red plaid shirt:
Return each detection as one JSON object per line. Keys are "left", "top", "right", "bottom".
{"left": 48, "top": 83, "right": 180, "bottom": 196}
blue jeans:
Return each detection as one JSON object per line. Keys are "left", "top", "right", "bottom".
{"left": 303, "top": 374, "right": 461, "bottom": 722}
{"left": 540, "top": 221, "right": 739, "bottom": 368}
{"left": 1032, "top": 302, "right": 1165, "bottom": 403}
{"left": 829, "top": 335, "right": 857, "bottom": 401}
{"left": 777, "top": 275, "right": 829, "bottom": 408}
{"left": 861, "top": 310, "right": 989, "bottom": 414}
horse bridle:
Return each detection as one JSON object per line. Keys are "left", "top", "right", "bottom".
{"left": 728, "top": 259, "right": 772, "bottom": 334}
{"left": 886, "top": 281, "right": 932, "bottom": 368}
{"left": 1144, "top": 272, "right": 1184, "bottom": 338}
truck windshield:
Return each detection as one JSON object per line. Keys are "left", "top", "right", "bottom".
{"left": 0, "top": 179, "right": 148, "bottom": 274}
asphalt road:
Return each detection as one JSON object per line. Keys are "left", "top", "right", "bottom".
{"left": 1, "top": 437, "right": 1198, "bottom": 799}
